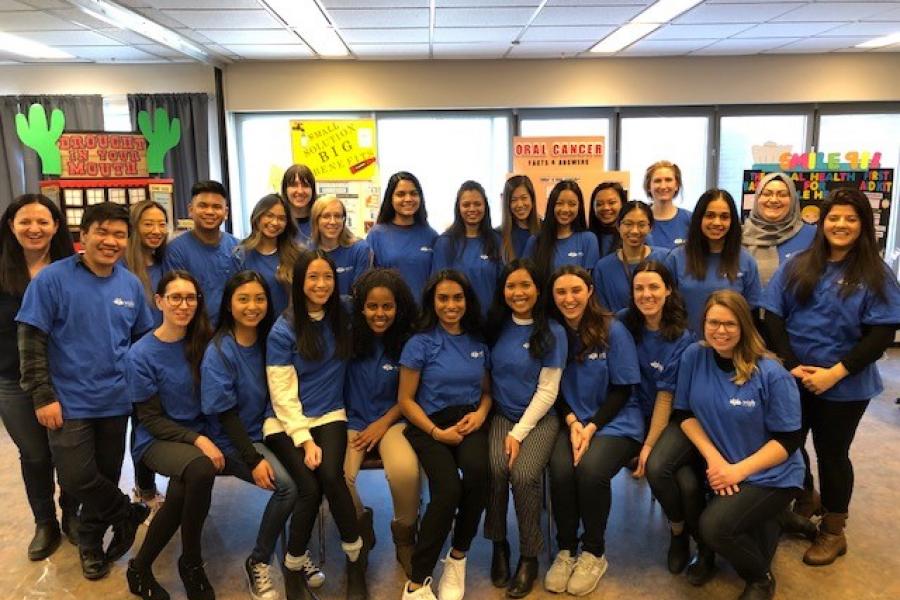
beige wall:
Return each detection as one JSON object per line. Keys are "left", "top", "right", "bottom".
{"left": 224, "top": 54, "right": 900, "bottom": 112}
{"left": 0, "top": 64, "right": 216, "bottom": 95}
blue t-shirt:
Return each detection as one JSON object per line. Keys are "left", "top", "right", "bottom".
{"left": 367, "top": 222, "right": 438, "bottom": 302}
{"left": 127, "top": 333, "right": 207, "bottom": 463}
{"left": 431, "top": 233, "right": 503, "bottom": 318}
{"left": 201, "top": 333, "right": 272, "bottom": 454}
{"left": 523, "top": 231, "right": 600, "bottom": 273}
{"left": 665, "top": 246, "right": 762, "bottom": 333}
{"left": 762, "top": 259, "right": 900, "bottom": 401}
{"left": 776, "top": 223, "right": 816, "bottom": 264}
{"left": 147, "top": 261, "right": 164, "bottom": 327}
{"left": 491, "top": 318, "right": 567, "bottom": 422}
{"left": 164, "top": 230, "right": 239, "bottom": 325}
{"left": 595, "top": 231, "right": 619, "bottom": 258}
{"left": 267, "top": 314, "right": 347, "bottom": 417}
{"left": 674, "top": 343, "right": 804, "bottom": 489}
{"left": 400, "top": 327, "right": 489, "bottom": 416}
{"left": 322, "top": 240, "right": 371, "bottom": 301}
{"left": 647, "top": 208, "right": 692, "bottom": 250}
{"left": 560, "top": 320, "right": 644, "bottom": 442}
{"left": 510, "top": 225, "right": 532, "bottom": 259}
{"left": 345, "top": 339, "right": 400, "bottom": 431}
{"left": 295, "top": 218, "right": 313, "bottom": 248}
{"left": 617, "top": 310, "right": 695, "bottom": 420}
{"left": 16, "top": 256, "right": 153, "bottom": 419}
{"left": 592, "top": 247, "right": 668, "bottom": 312}
{"left": 234, "top": 248, "right": 290, "bottom": 318}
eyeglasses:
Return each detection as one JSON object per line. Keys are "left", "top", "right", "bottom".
{"left": 705, "top": 318, "right": 739, "bottom": 332}
{"left": 165, "top": 293, "right": 201, "bottom": 307}
{"left": 760, "top": 190, "right": 791, "bottom": 199}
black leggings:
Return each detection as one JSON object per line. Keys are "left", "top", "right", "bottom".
{"left": 798, "top": 389, "right": 869, "bottom": 513}
{"left": 266, "top": 422, "right": 360, "bottom": 556}
{"left": 646, "top": 422, "right": 707, "bottom": 536}
{"left": 133, "top": 454, "right": 216, "bottom": 569}
{"left": 699, "top": 484, "right": 797, "bottom": 581}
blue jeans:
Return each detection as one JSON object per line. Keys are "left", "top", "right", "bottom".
{"left": 47, "top": 415, "right": 130, "bottom": 549}
{"left": 223, "top": 442, "right": 298, "bottom": 564}
{"left": 0, "top": 377, "right": 77, "bottom": 524}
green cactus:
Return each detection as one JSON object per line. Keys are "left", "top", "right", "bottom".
{"left": 15, "top": 104, "right": 65, "bottom": 176}
{"left": 138, "top": 108, "right": 181, "bottom": 174}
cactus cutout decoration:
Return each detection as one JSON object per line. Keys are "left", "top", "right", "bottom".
{"left": 16, "top": 104, "right": 65, "bottom": 175}
{"left": 138, "top": 108, "right": 181, "bottom": 174}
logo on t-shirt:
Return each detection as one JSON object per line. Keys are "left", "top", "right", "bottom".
{"left": 336, "top": 266, "right": 352, "bottom": 274}
{"left": 729, "top": 397, "right": 756, "bottom": 409}
{"left": 522, "top": 342, "right": 530, "bottom": 350}
{"left": 420, "top": 246, "right": 433, "bottom": 253}
{"left": 567, "top": 251, "right": 584, "bottom": 258}
{"left": 587, "top": 351, "right": 606, "bottom": 361}
{"left": 470, "top": 350, "right": 484, "bottom": 359}
{"left": 674, "top": 238, "right": 685, "bottom": 245}
{"left": 650, "top": 360, "right": 664, "bottom": 372}
{"left": 113, "top": 297, "right": 136, "bottom": 308}
{"left": 480, "top": 254, "right": 489, "bottom": 260}
{"left": 381, "top": 363, "right": 398, "bottom": 372}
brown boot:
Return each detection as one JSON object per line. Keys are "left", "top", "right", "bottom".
{"left": 390, "top": 520, "right": 416, "bottom": 579}
{"left": 803, "top": 513, "right": 848, "bottom": 566}
{"left": 793, "top": 488, "right": 822, "bottom": 519}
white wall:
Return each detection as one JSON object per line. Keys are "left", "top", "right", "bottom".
{"left": 0, "top": 64, "right": 216, "bottom": 95}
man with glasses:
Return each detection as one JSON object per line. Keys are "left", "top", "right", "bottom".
{"left": 164, "top": 180, "right": 238, "bottom": 326}
{"left": 17, "top": 202, "right": 154, "bottom": 580}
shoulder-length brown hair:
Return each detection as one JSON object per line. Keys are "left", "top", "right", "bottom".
{"left": 240, "top": 194, "right": 301, "bottom": 288}
{"left": 547, "top": 265, "right": 612, "bottom": 362}
{"left": 701, "top": 289, "right": 774, "bottom": 386}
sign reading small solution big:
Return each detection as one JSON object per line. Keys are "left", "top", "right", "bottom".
{"left": 290, "top": 119, "right": 378, "bottom": 182}
{"left": 58, "top": 132, "right": 149, "bottom": 178}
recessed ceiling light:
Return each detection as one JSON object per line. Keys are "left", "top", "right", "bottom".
{"left": 632, "top": 0, "right": 704, "bottom": 25}
{"left": 261, "top": 0, "right": 349, "bottom": 58}
{"left": 856, "top": 31, "right": 900, "bottom": 49}
{"left": 590, "top": 0, "right": 704, "bottom": 54}
{"left": 0, "top": 31, "right": 74, "bottom": 59}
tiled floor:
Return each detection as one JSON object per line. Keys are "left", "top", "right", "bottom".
{"left": 1, "top": 350, "right": 898, "bottom": 600}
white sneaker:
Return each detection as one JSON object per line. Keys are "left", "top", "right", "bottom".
{"left": 245, "top": 557, "right": 280, "bottom": 600}
{"left": 566, "top": 551, "right": 608, "bottom": 596}
{"left": 437, "top": 551, "right": 466, "bottom": 600}
{"left": 401, "top": 577, "right": 438, "bottom": 599}
{"left": 544, "top": 550, "right": 576, "bottom": 593}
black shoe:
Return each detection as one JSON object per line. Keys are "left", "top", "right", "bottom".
{"left": 506, "top": 556, "right": 538, "bottom": 599}
{"left": 28, "top": 522, "right": 62, "bottom": 561}
{"left": 61, "top": 508, "right": 80, "bottom": 545}
{"left": 491, "top": 540, "right": 511, "bottom": 588}
{"left": 80, "top": 546, "right": 110, "bottom": 580}
{"left": 107, "top": 502, "right": 150, "bottom": 563}
{"left": 178, "top": 556, "right": 215, "bottom": 600}
{"left": 778, "top": 508, "right": 818, "bottom": 541}
{"left": 667, "top": 530, "right": 690, "bottom": 574}
{"left": 283, "top": 564, "right": 320, "bottom": 600}
{"left": 739, "top": 573, "right": 776, "bottom": 600}
{"left": 127, "top": 560, "right": 171, "bottom": 600}
{"left": 685, "top": 546, "right": 716, "bottom": 587}
{"left": 359, "top": 507, "right": 376, "bottom": 551}
{"left": 345, "top": 549, "right": 369, "bottom": 600}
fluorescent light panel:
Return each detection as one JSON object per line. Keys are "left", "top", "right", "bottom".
{"left": 66, "top": 0, "right": 209, "bottom": 62}
{"left": 262, "top": 0, "right": 348, "bottom": 57}
{"left": 590, "top": 0, "right": 703, "bottom": 54}
{"left": 856, "top": 31, "right": 900, "bottom": 48}
{"left": 0, "top": 31, "right": 74, "bottom": 59}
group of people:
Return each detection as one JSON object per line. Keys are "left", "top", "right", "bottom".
{"left": 0, "top": 158, "right": 897, "bottom": 600}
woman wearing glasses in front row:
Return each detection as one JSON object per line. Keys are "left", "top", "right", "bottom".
{"left": 659, "top": 290, "right": 804, "bottom": 600}
{"left": 126, "top": 271, "right": 219, "bottom": 600}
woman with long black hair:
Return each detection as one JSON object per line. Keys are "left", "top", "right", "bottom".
{"left": 762, "top": 188, "right": 900, "bottom": 566}
{"left": 523, "top": 180, "right": 599, "bottom": 278}
{"left": 498, "top": 175, "right": 540, "bottom": 262}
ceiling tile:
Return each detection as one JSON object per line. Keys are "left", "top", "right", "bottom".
{"left": 57, "top": 45, "right": 162, "bottom": 61}
{"left": 143, "top": 0, "right": 260, "bottom": 7}
{"left": 323, "top": 0, "right": 428, "bottom": 7}
{"left": 198, "top": 29, "right": 299, "bottom": 44}
{"left": 823, "top": 22, "right": 900, "bottom": 36}
{"left": 676, "top": 3, "right": 804, "bottom": 24}
{"left": 10, "top": 29, "right": 124, "bottom": 45}
{"left": 341, "top": 28, "right": 429, "bottom": 43}
{"left": 128, "top": 7, "right": 185, "bottom": 29}
{"left": 95, "top": 28, "right": 159, "bottom": 44}
{"left": 547, "top": 0, "right": 651, "bottom": 5}
{"left": 521, "top": 25, "right": 613, "bottom": 41}
{"left": 0, "top": 0, "right": 32, "bottom": 9}
{"left": 692, "top": 37, "right": 798, "bottom": 54}
{"left": 508, "top": 41, "right": 593, "bottom": 57}
{"left": 225, "top": 44, "right": 314, "bottom": 59}
{"left": 329, "top": 8, "right": 428, "bottom": 28}
{"left": 647, "top": 23, "right": 755, "bottom": 40}
{"left": 622, "top": 39, "right": 717, "bottom": 55}
{"left": 868, "top": 7, "right": 900, "bottom": 19}
{"left": 351, "top": 43, "right": 430, "bottom": 58}
{"left": 0, "top": 10, "right": 84, "bottom": 30}
{"left": 17, "top": 0, "right": 69, "bottom": 7}
{"left": 735, "top": 22, "right": 846, "bottom": 38}
{"left": 133, "top": 43, "right": 186, "bottom": 58}
{"left": 436, "top": 7, "right": 535, "bottom": 27}
{"left": 432, "top": 42, "right": 509, "bottom": 58}
{"left": 774, "top": 2, "right": 899, "bottom": 21}
{"left": 533, "top": 5, "right": 644, "bottom": 26}
{"left": 433, "top": 27, "right": 520, "bottom": 43}
{"left": 162, "top": 9, "right": 283, "bottom": 29}
{"left": 767, "top": 36, "right": 872, "bottom": 52}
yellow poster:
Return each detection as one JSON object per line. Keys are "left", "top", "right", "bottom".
{"left": 290, "top": 120, "right": 378, "bottom": 182}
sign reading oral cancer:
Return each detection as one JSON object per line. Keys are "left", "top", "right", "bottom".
{"left": 58, "top": 132, "right": 149, "bottom": 178}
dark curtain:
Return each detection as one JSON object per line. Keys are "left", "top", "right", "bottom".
{"left": 128, "top": 93, "right": 209, "bottom": 220}
{"left": 0, "top": 95, "right": 103, "bottom": 213}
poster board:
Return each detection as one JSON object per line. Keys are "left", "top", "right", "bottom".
{"left": 511, "top": 136, "right": 629, "bottom": 217}
{"left": 58, "top": 132, "right": 149, "bottom": 178}
{"left": 742, "top": 168, "right": 893, "bottom": 254}
{"left": 290, "top": 120, "right": 378, "bottom": 182}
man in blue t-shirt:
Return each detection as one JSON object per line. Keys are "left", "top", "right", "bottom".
{"left": 16, "top": 203, "right": 153, "bottom": 581}
{"left": 164, "top": 180, "right": 238, "bottom": 325}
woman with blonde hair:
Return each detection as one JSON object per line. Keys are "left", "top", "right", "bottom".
{"left": 644, "top": 160, "right": 692, "bottom": 250}
{"left": 310, "top": 195, "right": 371, "bottom": 301}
